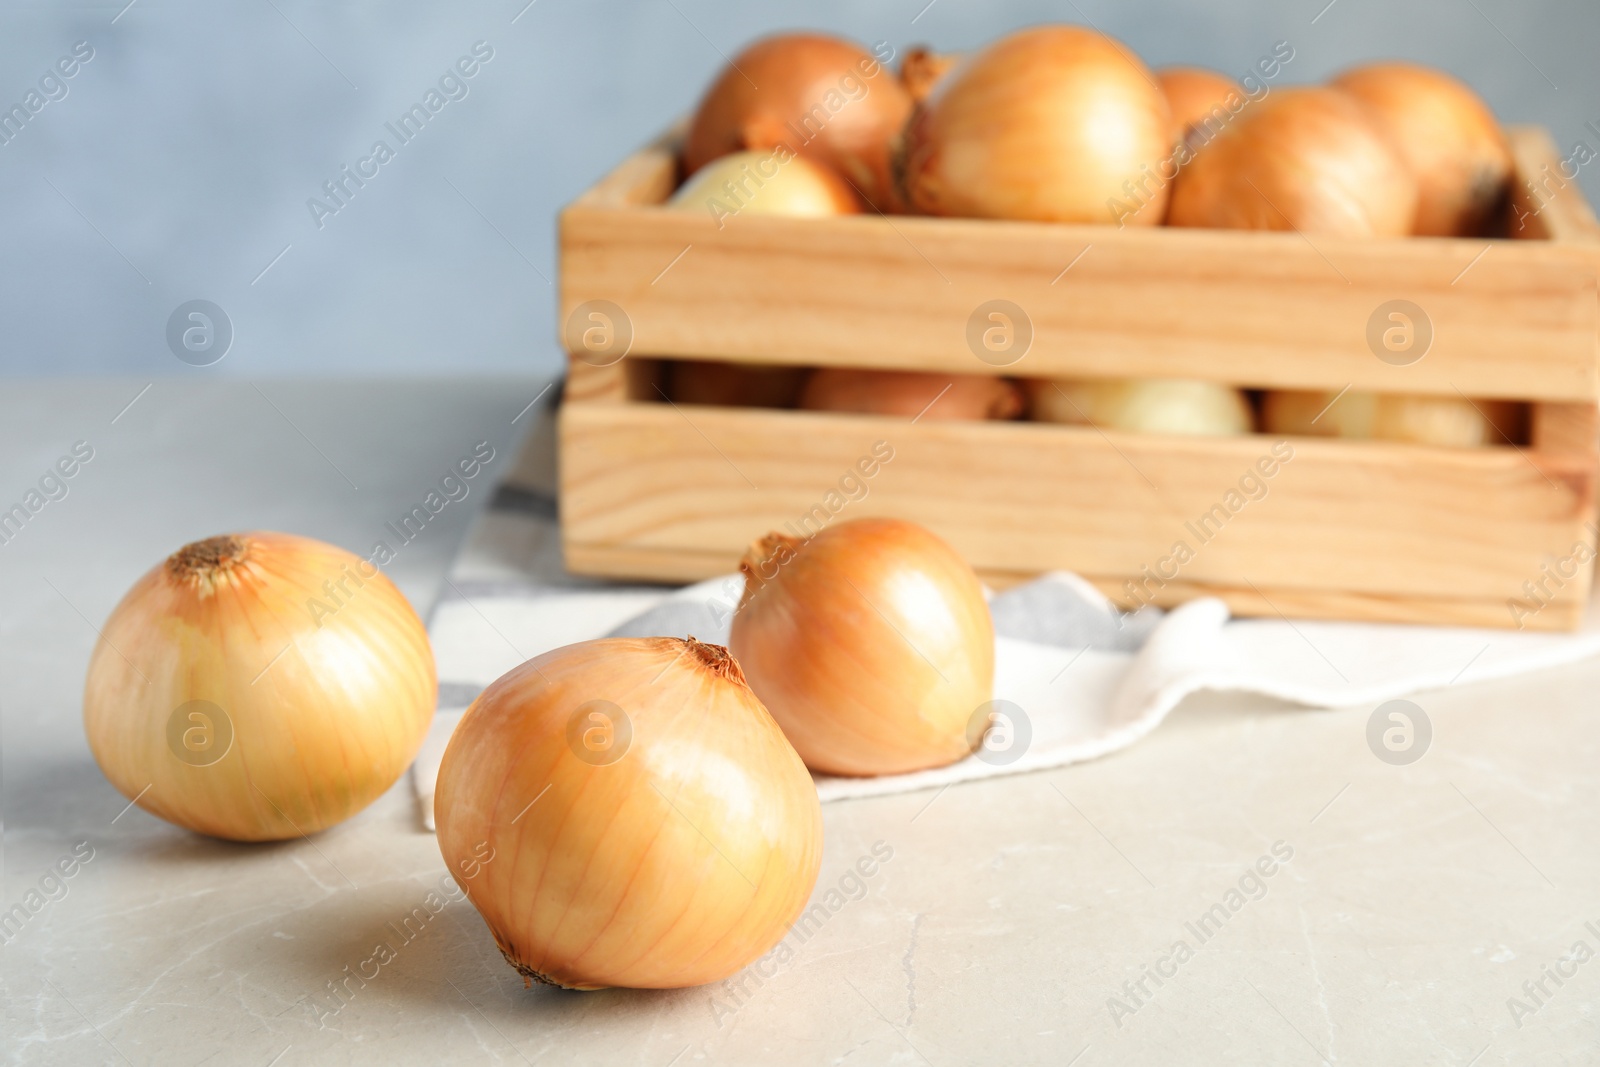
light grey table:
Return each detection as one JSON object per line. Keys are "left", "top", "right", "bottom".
{"left": 4, "top": 380, "right": 1598, "bottom": 1065}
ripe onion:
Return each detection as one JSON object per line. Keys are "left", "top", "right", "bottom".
{"left": 668, "top": 360, "right": 809, "bottom": 408}
{"left": 83, "top": 532, "right": 435, "bottom": 841}
{"left": 1166, "top": 86, "right": 1418, "bottom": 237}
{"left": 898, "top": 25, "right": 1172, "bottom": 225}
{"left": 800, "top": 368, "right": 1023, "bottom": 420}
{"left": 1028, "top": 378, "right": 1254, "bottom": 436}
{"left": 1156, "top": 66, "right": 1242, "bottom": 146}
{"left": 1261, "top": 389, "right": 1520, "bottom": 447}
{"left": 683, "top": 33, "right": 912, "bottom": 212}
{"left": 1332, "top": 62, "right": 1512, "bottom": 236}
{"left": 668, "top": 149, "right": 862, "bottom": 221}
{"left": 434, "top": 637, "right": 821, "bottom": 990}
{"left": 900, "top": 47, "right": 961, "bottom": 104}
{"left": 729, "top": 518, "right": 994, "bottom": 776}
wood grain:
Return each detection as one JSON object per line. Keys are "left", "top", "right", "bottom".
{"left": 556, "top": 123, "right": 1600, "bottom": 630}
{"left": 1508, "top": 127, "right": 1600, "bottom": 246}
{"left": 561, "top": 126, "right": 1599, "bottom": 402}
{"left": 560, "top": 403, "right": 1594, "bottom": 627}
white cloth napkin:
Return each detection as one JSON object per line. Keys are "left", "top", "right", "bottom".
{"left": 410, "top": 396, "right": 1600, "bottom": 828}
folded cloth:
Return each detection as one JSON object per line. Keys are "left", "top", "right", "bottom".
{"left": 411, "top": 393, "right": 1600, "bottom": 829}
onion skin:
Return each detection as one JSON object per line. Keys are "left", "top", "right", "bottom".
{"left": 1029, "top": 378, "right": 1254, "bottom": 436}
{"left": 83, "top": 532, "right": 435, "bottom": 842}
{"left": 899, "top": 26, "right": 1172, "bottom": 225}
{"left": 435, "top": 637, "right": 821, "bottom": 990}
{"left": 900, "top": 47, "right": 962, "bottom": 104}
{"left": 730, "top": 519, "right": 994, "bottom": 777}
{"left": 683, "top": 33, "right": 912, "bottom": 212}
{"left": 669, "top": 360, "right": 809, "bottom": 408}
{"left": 1167, "top": 86, "right": 1418, "bottom": 237}
{"left": 1333, "top": 63, "right": 1512, "bottom": 237}
{"left": 1156, "top": 67, "right": 1242, "bottom": 146}
{"left": 1261, "top": 389, "right": 1520, "bottom": 447}
{"left": 800, "top": 369, "right": 1024, "bottom": 420}
{"left": 668, "top": 149, "right": 863, "bottom": 220}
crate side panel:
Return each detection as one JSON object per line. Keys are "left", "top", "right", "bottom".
{"left": 561, "top": 206, "right": 1598, "bottom": 401}
{"left": 559, "top": 404, "right": 1593, "bottom": 607}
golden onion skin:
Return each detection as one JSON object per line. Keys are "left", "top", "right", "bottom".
{"left": 900, "top": 47, "right": 962, "bottom": 105}
{"left": 667, "top": 150, "right": 864, "bottom": 219}
{"left": 435, "top": 637, "right": 822, "bottom": 991}
{"left": 669, "top": 360, "right": 810, "bottom": 409}
{"left": 731, "top": 518, "right": 995, "bottom": 777}
{"left": 1028, "top": 378, "right": 1254, "bottom": 436}
{"left": 1167, "top": 86, "right": 1418, "bottom": 237}
{"left": 83, "top": 532, "right": 435, "bottom": 841}
{"left": 682, "top": 33, "right": 912, "bottom": 213}
{"left": 1333, "top": 63, "right": 1512, "bottom": 237}
{"left": 900, "top": 25, "right": 1173, "bottom": 224}
{"left": 1262, "top": 389, "right": 1519, "bottom": 447}
{"left": 800, "top": 368, "right": 1024, "bottom": 421}
{"left": 1156, "top": 66, "right": 1242, "bottom": 147}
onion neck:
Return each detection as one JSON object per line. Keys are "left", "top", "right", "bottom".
{"left": 683, "top": 637, "right": 749, "bottom": 689}
{"left": 737, "top": 532, "right": 803, "bottom": 609}
{"left": 166, "top": 535, "right": 250, "bottom": 597}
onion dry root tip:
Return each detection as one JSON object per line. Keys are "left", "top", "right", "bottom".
{"left": 505, "top": 953, "right": 567, "bottom": 989}
{"left": 166, "top": 534, "right": 248, "bottom": 580}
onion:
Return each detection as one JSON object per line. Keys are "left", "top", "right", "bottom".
{"left": 668, "top": 149, "right": 862, "bottom": 222}
{"left": 1261, "top": 389, "right": 1520, "bottom": 447}
{"left": 729, "top": 518, "right": 994, "bottom": 776}
{"left": 668, "top": 360, "right": 809, "bottom": 408}
{"left": 683, "top": 33, "right": 912, "bottom": 212}
{"left": 83, "top": 532, "right": 435, "bottom": 841}
{"left": 1332, "top": 62, "right": 1512, "bottom": 236}
{"left": 1156, "top": 66, "right": 1242, "bottom": 146}
{"left": 1166, "top": 86, "right": 1418, "bottom": 237}
{"left": 799, "top": 368, "right": 1023, "bottom": 420}
{"left": 434, "top": 637, "right": 821, "bottom": 990}
{"left": 1028, "top": 378, "right": 1253, "bottom": 436}
{"left": 900, "top": 47, "right": 962, "bottom": 104}
{"left": 898, "top": 26, "right": 1172, "bottom": 225}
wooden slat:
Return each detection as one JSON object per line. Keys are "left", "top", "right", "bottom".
{"left": 1508, "top": 127, "right": 1600, "bottom": 246}
{"left": 568, "top": 124, "right": 680, "bottom": 210}
{"left": 1532, "top": 400, "right": 1600, "bottom": 454}
{"left": 563, "top": 355, "right": 664, "bottom": 404}
{"left": 560, "top": 209, "right": 1598, "bottom": 402}
{"left": 559, "top": 403, "right": 1596, "bottom": 628}
{"left": 559, "top": 127, "right": 1599, "bottom": 402}
{"left": 565, "top": 360, "right": 628, "bottom": 403}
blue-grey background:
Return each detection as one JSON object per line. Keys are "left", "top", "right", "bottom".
{"left": 1, "top": 0, "right": 1595, "bottom": 377}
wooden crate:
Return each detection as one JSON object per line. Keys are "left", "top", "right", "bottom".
{"left": 557, "top": 126, "right": 1600, "bottom": 631}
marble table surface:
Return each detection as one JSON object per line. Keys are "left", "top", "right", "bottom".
{"left": 4, "top": 379, "right": 1599, "bottom": 1066}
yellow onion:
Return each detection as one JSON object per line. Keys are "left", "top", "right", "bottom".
{"left": 435, "top": 637, "right": 821, "bottom": 990}
{"left": 668, "top": 360, "right": 809, "bottom": 408}
{"left": 1167, "top": 86, "right": 1418, "bottom": 237}
{"left": 1333, "top": 62, "right": 1512, "bottom": 236}
{"left": 900, "top": 47, "right": 962, "bottom": 104}
{"left": 683, "top": 33, "right": 912, "bottom": 212}
{"left": 1261, "top": 389, "right": 1522, "bottom": 447}
{"left": 669, "top": 149, "right": 861, "bottom": 222}
{"left": 729, "top": 518, "right": 994, "bottom": 776}
{"left": 1156, "top": 66, "right": 1242, "bottom": 146}
{"left": 800, "top": 368, "right": 1023, "bottom": 420}
{"left": 1029, "top": 378, "right": 1253, "bottom": 436}
{"left": 898, "top": 25, "right": 1172, "bottom": 225}
{"left": 83, "top": 532, "right": 435, "bottom": 841}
